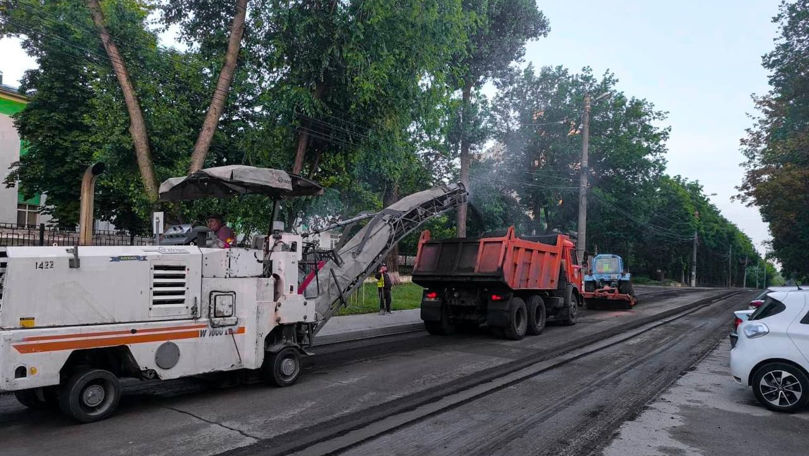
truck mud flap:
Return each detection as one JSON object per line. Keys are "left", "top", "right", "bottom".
{"left": 486, "top": 300, "right": 511, "bottom": 328}
{"left": 421, "top": 300, "right": 443, "bottom": 322}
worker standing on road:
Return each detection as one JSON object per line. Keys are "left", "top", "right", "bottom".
{"left": 375, "top": 264, "right": 393, "bottom": 315}
{"left": 207, "top": 215, "right": 236, "bottom": 248}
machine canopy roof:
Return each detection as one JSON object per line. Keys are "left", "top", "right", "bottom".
{"left": 158, "top": 165, "right": 323, "bottom": 201}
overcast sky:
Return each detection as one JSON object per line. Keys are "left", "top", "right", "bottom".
{"left": 0, "top": 0, "right": 779, "bottom": 255}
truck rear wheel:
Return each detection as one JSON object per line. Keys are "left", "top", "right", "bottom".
{"left": 503, "top": 297, "right": 528, "bottom": 340}
{"left": 263, "top": 347, "right": 301, "bottom": 387}
{"left": 425, "top": 304, "right": 455, "bottom": 336}
{"left": 58, "top": 368, "right": 121, "bottom": 423}
{"left": 526, "top": 296, "right": 546, "bottom": 336}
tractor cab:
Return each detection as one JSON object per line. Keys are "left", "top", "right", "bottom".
{"left": 583, "top": 253, "right": 637, "bottom": 309}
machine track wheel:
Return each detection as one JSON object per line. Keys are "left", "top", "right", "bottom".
{"left": 15, "top": 388, "right": 57, "bottom": 410}
{"left": 559, "top": 286, "right": 578, "bottom": 326}
{"left": 503, "top": 297, "right": 528, "bottom": 340}
{"left": 58, "top": 368, "right": 121, "bottom": 423}
{"left": 263, "top": 347, "right": 302, "bottom": 387}
{"left": 618, "top": 281, "right": 635, "bottom": 296}
{"left": 526, "top": 295, "right": 546, "bottom": 336}
{"left": 425, "top": 305, "right": 455, "bottom": 336}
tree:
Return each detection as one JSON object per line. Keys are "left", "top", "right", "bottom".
{"left": 452, "top": 0, "right": 549, "bottom": 237}
{"left": 738, "top": 0, "right": 809, "bottom": 280}
{"left": 170, "top": 0, "right": 250, "bottom": 173}
{"left": 85, "top": 0, "right": 158, "bottom": 200}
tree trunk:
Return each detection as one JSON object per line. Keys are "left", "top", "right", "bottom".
{"left": 456, "top": 83, "right": 472, "bottom": 238}
{"left": 292, "top": 82, "right": 326, "bottom": 175}
{"left": 384, "top": 184, "right": 401, "bottom": 284}
{"left": 188, "top": 0, "right": 249, "bottom": 173}
{"left": 86, "top": 0, "right": 158, "bottom": 201}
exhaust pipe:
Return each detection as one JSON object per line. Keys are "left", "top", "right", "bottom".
{"left": 78, "top": 162, "right": 106, "bottom": 246}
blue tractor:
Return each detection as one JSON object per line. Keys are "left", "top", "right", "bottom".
{"left": 583, "top": 254, "right": 636, "bottom": 308}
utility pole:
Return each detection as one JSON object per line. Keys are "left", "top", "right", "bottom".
{"left": 576, "top": 94, "right": 591, "bottom": 265}
{"left": 743, "top": 257, "right": 748, "bottom": 288}
{"left": 728, "top": 245, "right": 732, "bottom": 288}
{"left": 763, "top": 255, "right": 767, "bottom": 289}
{"left": 690, "top": 210, "right": 699, "bottom": 287}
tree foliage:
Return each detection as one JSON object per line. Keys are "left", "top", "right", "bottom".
{"left": 739, "top": 0, "right": 809, "bottom": 281}
{"left": 479, "top": 65, "right": 765, "bottom": 285}
{"left": 1, "top": 1, "right": 772, "bottom": 285}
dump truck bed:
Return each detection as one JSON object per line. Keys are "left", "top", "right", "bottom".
{"left": 412, "top": 227, "right": 568, "bottom": 291}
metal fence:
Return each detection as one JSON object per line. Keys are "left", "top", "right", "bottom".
{"left": 0, "top": 223, "right": 153, "bottom": 247}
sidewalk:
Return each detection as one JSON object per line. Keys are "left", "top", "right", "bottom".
{"left": 601, "top": 341, "right": 809, "bottom": 456}
{"left": 314, "top": 308, "right": 423, "bottom": 345}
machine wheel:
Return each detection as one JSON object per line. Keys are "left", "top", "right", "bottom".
{"left": 752, "top": 362, "right": 809, "bottom": 413}
{"left": 618, "top": 281, "right": 635, "bottom": 296}
{"left": 424, "top": 305, "right": 455, "bottom": 336}
{"left": 526, "top": 295, "right": 546, "bottom": 336}
{"left": 559, "top": 287, "right": 578, "bottom": 326}
{"left": 263, "top": 347, "right": 302, "bottom": 387}
{"left": 58, "top": 368, "right": 121, "bottom": 423}
{"left": 502, "top": 297, "right": 528, "bottom": 340}
{"left": 15, "top": 388, "right": 57, "bottom": 409}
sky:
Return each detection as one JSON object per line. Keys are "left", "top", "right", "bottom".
{"left": 0, "top": 0, "right": 780, "bottom": 255}
{"left": 522, "top": 0, "right": 780, "bottom": 255}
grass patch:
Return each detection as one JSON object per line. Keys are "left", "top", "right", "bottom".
{"left": 336, "top": 282, "right": 424, "bottom": 316}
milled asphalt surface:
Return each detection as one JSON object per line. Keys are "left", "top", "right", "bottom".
{"left": 600, "top": 343, "right": 809, "bottom": 456}
{"left": 0, "top": 286, "right": 742, "bottom": 455}
{"left": 337, "top": 290, "right": 752, "bottom": 456}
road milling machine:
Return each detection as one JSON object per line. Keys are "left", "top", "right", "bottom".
{"left": 0, "top": 165, "right": 466, "bottom": 422}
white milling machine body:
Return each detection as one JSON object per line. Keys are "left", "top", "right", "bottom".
{"left": 0, "top": 165, "right": 466, "bottom": 422}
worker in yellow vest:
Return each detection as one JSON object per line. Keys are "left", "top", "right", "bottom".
{"left": 375, "top": 264, "right": 392, "bottom": 315}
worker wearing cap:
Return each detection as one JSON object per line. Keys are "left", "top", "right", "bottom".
{"left": 374, "top": 264, "right": 392, "bottom": 315}
{"left": 207, "top": 215, "right": 236, "bottom": 248}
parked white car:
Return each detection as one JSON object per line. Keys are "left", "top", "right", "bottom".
{"left": 730, "top": 289, "right": 809, "bottom": 412}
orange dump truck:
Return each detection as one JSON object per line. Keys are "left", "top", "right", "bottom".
{"left": 411, "top": 227, "right": 583, "bottom": 340}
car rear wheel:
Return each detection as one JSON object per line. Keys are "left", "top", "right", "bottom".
{"left": 752, "top": 362, "right": 809, "bottom": 412}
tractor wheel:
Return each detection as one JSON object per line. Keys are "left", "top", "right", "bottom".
{"left": 618, "top": 281, "right": 634, "bottom": 296}
{"left": 58, "top": 368, "right": 121, "bottom": 423}
{"left": 526, "top": 295, "right": 547, "bottom": 336}
{"left": 502, "top": 297, "right": 528, "bottom": 340}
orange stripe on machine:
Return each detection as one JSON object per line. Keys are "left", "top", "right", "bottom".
{"left": 13, "top": 326, "right": 246, "bottom": 354}
{"left": 22, "top": 324, "right": 210, "bottom": 342}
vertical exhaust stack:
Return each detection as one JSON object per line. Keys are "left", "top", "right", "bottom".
{"left": 78, "top": 163, "right": 106, "bottom": 246}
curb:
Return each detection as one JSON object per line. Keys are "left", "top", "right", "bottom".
{"left": 314, "top": 322, "right": 425, "bottom": 346}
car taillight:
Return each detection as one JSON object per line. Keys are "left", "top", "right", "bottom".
{"left": 491, "top": 294, "right": 504, "bottom": 301}
{"left": 734, "top": 317, "right": 743, "bottom": 330}
{"left": 750, "top": 300, "right": 764, "bottom": 309}
{"left": 425, "top": 291, "right": 438, "bottom": 300}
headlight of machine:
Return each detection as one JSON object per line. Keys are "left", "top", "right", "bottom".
{"left": 743, "top": 322, "right": 769, "bottom": 339}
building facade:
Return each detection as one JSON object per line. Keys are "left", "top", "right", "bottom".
{"left": 0, "top": 73, "right": 46, "bottom": 227}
